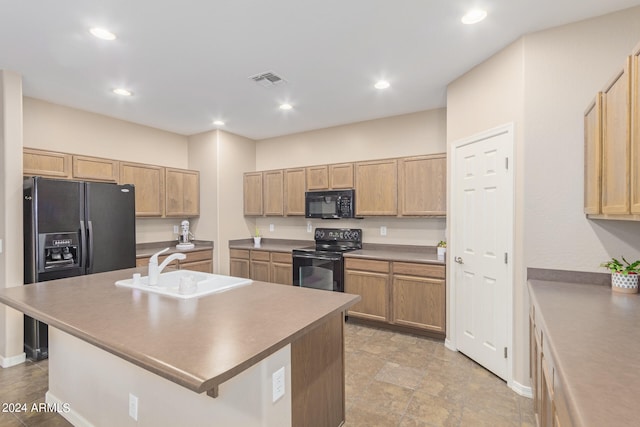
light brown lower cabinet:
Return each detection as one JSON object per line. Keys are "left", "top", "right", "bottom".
{"left": 135, "top": 248, "right": 213, "bottom": 274}
{"left": 344, "top": 257, "right": 445, "bottom": 335}
{"left": 530, "top": 303, "right": 574, "bottom": 427}
{"left": 249, "top": 250, "right": 271, "bottom": 282}
{"left": 229, "top": 249, "right": 250, "bottom": 278}
{"left": 230, "top": 249, "right": 292, "bottom": 285}
{"left": 270, "top": 252, "right": 293, "bottom": 285}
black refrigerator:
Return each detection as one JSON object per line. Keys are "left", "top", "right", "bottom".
{"left": 23, "top": 176, "right": 136, "bottom": 360}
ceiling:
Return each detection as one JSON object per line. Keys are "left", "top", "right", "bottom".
{"left": 1, "top": 0, "right": 640, "bottom": 140}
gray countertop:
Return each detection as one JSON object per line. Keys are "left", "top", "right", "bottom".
{"left": 0, "top": 268, "right": 359, "bottom": 395}
{"left": 528, "top": 277, "right": 640, "bottom": 426}
{"left": 229, "top": 238, "right": 444, "bottom": 264}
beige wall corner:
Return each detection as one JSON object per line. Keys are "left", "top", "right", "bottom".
{"left": 0, "top": 70, "right": 26, "bottom": 366}
{"left": 188, "top": 130, "right": 256, "bottom": 275}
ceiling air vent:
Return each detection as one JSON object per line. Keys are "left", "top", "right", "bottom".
{"left": 249, "top": 71, "right": 286, "bottom": 88}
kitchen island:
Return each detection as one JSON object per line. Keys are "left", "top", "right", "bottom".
{"left": 0, "top": 267, "right": 360, "bottom": 426}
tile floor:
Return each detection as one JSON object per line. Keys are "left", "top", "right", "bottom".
{"left": 0, "top": 322, "right": 534, "bottom": 426}
{"left": 343, "top": 322, "right": 535, "bottom": 427}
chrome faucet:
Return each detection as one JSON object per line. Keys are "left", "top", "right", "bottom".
{"left": 148, "top": 248, "right": 186, "bottom": 286}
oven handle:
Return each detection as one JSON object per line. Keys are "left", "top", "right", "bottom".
{"left": 293, "top": 253, "right": 341, "bottom": 261}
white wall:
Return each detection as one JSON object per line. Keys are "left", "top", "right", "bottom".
{"left": 23, "top": 97, "right": 191, "bottom": 243}
{"left": 255, "top": 109, "right": 448, "bottom": 246}
{"left": 0, "top": 71, "right": 26, "bottom": 366}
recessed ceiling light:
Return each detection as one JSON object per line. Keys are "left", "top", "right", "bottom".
{"left": 113, "top": 88, "right": 132, "bottom": 96}
{"left": 279, "top": 103, "right": 293, "bottom": 110}
{"left": 375, "top": 80, "right": 390, "bottom": 89}
{"left": 461, "top": 9, "right": 487, "bottom": 25}
{"left": 213, "top": 120, "right": 225, "bottom": 126}
{"left": 89, "top": 27, "right": 116, "bottom": 41}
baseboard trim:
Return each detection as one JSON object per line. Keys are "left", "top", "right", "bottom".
{"left": 444, "top": 338, "right": 457, "bottom": 352}
{"left": 0, "top": 352, "right": 26, "bottom": 368}
{"left": 510, "top": 380, "right": 533, "bottom": 398}
{"left": 46, "top": 391, "right": 94, "bottom": 427}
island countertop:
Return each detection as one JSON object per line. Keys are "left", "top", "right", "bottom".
{"left": 0, "top": 268, "right": 360, "bottom": 396}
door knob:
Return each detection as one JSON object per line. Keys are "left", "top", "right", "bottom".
{"left": 454, "top": 256, "right": 464, "bottom": 264}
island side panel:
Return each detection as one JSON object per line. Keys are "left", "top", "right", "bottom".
{"left": 291, "top": 312, "right": 345, "bottom": 427}
{"left": 47, "top": 327, "right": 292, "bottom": 427}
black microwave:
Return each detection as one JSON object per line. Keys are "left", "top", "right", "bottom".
{"left": 305, "top": 189, "right": 355, "bottom": 219}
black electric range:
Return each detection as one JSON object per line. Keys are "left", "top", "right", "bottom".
{"left": 292, "top": 228, "right": 362, "bottom": 292}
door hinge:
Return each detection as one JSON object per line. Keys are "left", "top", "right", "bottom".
{"left": 504, "top": 252, "right": 508, "bottom": 264}
{"left": 504, "top": 347, "right": 508, "bottom": 358}
{"left": 505, "top": 157, "right": 509, "bottom": 170}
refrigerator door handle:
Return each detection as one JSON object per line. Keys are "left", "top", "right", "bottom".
{"left": 87, "top": 220, "right": 94, "bottom": 273}
{"left": 80, "top": 220, "right": 88, "bottom": 270}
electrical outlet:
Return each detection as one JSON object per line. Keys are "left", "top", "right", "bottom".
{"left": 306, "top": 222, "right": 312, "bottom": 233}
{"left": 269, "top": 224, "right": 275, "bottom": 232}
{"left": 272, "top": 367, "right": 285, "bottom": 402}
{"left": 0, "top": 239, "right": 3, "bottom": 254}
{"left": 173, "top": 225, "right": 179, "bottom": 234}
{"left": 380, "top": 226, "right": 387, "bottom": 236}
{"left": 129, "top": 393, "right": 138, "bottom": 421}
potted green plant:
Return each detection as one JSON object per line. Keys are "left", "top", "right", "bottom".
{"left": 437, "top": 240, "right": 447, "bottom": 260}
{"left": 253, "top": 226, "right": 262, "bottom": 248}
{"left": 601, "top": 256, "right": 640, "bottom": 293}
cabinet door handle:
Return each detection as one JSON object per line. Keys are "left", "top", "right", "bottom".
{"left": 454, "top": 256, "right": 464, "bottom": 264}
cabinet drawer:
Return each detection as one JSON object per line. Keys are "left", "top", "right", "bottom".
{"left": 393, "top": 262, "right": 445, "bottom": 279}
{"left": 271, "top": 252, "right": 292, "bottom": 264}
{"left": 230, "top": 249, "right": 250, "bottom": 260}
{"left": 183, "top": 249, "right": 212, "bottom": 263}
{"left": 344, "top": 258, "right": 390, "bottom": 273}
{"left": 251, "top": 250, "right": 271, "bottom": 261}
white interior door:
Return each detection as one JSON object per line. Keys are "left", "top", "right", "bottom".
{"left": 451, "top": 125, "right": 513, "bottom": 381}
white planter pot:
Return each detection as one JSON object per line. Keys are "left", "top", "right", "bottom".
{"left": 253, "top": 236, "right": 262, "bottom": 248}
{"left": 437, "top": 247, "right": 446, "bottom": 261}
{"left": 611, "top": 272, "right": 639, "bottom": 294}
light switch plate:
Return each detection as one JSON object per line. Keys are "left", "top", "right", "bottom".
{"left": 0, "top": 239, "right": 3, "bottom": 254}
{"left": 272, "top": 367, "right": 285, "bottom": 402}
{"left": 129, "top": 393, "right": 138, "bottom": 421}
{"left": 380, "top": 226, "right": 387, "bottom": 236}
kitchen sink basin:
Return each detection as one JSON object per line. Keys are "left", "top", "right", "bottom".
{"left": 115, "top": 270, "right": 252, "bottom": 299}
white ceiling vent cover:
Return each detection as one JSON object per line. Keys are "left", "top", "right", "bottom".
{"left": 249, "top": 71, "right": 286, "bottom": 88}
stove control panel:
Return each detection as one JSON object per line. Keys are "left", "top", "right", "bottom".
{"left": 315, "top": 228, "right": 361, "bottom": 243}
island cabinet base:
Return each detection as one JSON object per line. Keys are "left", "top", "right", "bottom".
{"left": 47, "top": 327, "right": 292, "bottom": 427}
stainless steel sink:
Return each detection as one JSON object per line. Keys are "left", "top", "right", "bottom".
{"left": 115, "top": 270, "right": 252, "bottom": 299}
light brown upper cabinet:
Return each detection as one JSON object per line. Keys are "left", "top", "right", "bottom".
{"left": 329, "top": 163, "right": 354, "bottom": 189}
{"left": 23, "top": 148, "right": 71, "bottom": 178}
{"left": 165, "top": 167, "right": 200, "bottom": 217}
{"left": 263, "top": 170, "right": 284, "bottom": 216}
{"left": 72, "top": 155, "right": 119, "bottom": 182}
{"left": 284, "top": 168, "right": 306, "bottom": 216}
{"left": 398, "top": 154, "right": 446, "bottom": 216}
{"left": 243, "top": 172, "right": 263, "bottom": 216}
{"left": 306, "top": 165, "right": 329, "bottom": 190}
{"left": 601, "top": 57, "right": 631, "bottom": 215}
{"left": 120, "top": 162, "right": 165, "bottom": 217}
{"left": 584, "top": 95, "right": 603, "bottom": 215}
{"left": 306, "top": 163, "right": 354, "bottom": 191}
{"left": 632, "top": 44, "right": 640, "bottom": 214}
{"left": 355, "top": 159, "right": 398, "bottom": 216}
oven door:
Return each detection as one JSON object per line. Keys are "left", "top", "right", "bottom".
{"left": 293, "top": 251, "right": 343, "bottom": 292}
